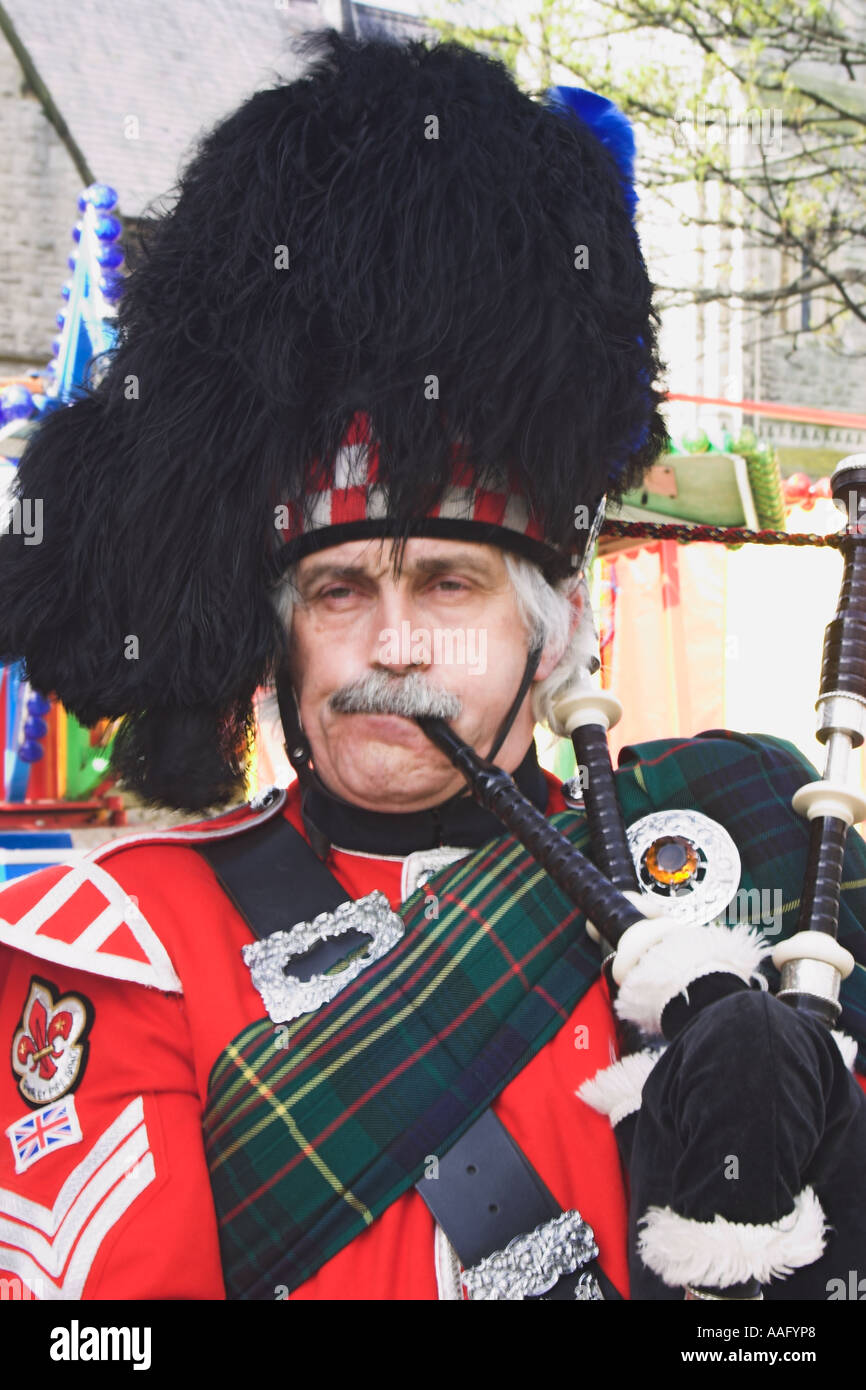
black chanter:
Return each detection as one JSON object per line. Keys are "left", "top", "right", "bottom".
{"left": 416, "top": 456, "right": 866, "bottom": 1300}
{"left": 415, "top": 713, "right": 647, "bottom": 946}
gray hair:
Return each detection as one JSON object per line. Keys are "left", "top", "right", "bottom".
{"left": 502, "top": 555, "right": 600, "bottom": 736}
{"left": 270, "top": 552, "right": 600, "bottom": 737}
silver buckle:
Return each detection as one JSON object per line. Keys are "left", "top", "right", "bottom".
{"left": 241, "top": 890, "right": 404, "bottom": 1023}
{"left": 460, "top": 1210, "right": 600, "bottom": 1301}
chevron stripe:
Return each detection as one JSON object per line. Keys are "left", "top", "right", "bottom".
{"left": 0, "top": 1097, "right": 154, "bottom": 1299}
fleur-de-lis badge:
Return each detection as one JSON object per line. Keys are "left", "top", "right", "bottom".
{"left": 11, "top": 977, "right": 92, "bottom": 1108}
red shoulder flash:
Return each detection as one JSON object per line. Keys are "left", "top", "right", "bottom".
{"left": 0, "top": 788, "right": 287, "bottom": 993}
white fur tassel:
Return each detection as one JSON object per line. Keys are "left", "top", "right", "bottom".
{"left": 614, "top": 921, "right": 773, "bottom": 1036}
{"left": 577, "top": 1048, "right": 665, "bottom": 1128}
{"left": 637, "top": 1187, "right": 827, "bottom": 1288}
{"left": 831, "top": 1028, "right": 858, "bottom": 1071}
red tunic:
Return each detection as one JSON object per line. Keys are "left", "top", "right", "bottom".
{"left": 0, "top": 776, "right": 629, "bottom": 1300}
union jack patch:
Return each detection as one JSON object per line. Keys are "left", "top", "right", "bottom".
{"left": 6, "top": 1096, "right": 83, "bottom": 1174}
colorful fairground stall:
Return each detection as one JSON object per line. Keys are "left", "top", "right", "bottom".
{"left": 564, "top": 406, "right": 866, "bottom": 801}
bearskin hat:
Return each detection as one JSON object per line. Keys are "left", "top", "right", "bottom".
{"left": 0, "top": 27, "right": 668, "bottom": 809}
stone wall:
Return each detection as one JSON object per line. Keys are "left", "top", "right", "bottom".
{"left": 0, "top": 40, "right": 83, "bottom": 380}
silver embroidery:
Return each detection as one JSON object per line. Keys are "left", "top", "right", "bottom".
{"left": 461, "top": 1209, "right": 599, "bottom": 1301}
{"left": 434, "top": 1223, "right": 465, "bottom": 1301}
{"left": 242, "top": 891, "right": 405, "bottom": 1023}
{"left": 573, "top": 1271, "right": 604, "bottom": 1300}
{"left": 401, "top": 846, "right": 469, "bottom": 902}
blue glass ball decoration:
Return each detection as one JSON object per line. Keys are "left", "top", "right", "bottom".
{"left": 56, "top": 311, "right": 66, "bottom": 329}
{"left": 51, "top": 336, "right": 61, "bottom": 354}
{"left": 94, "top": 214, "right": 122, "bottom": 243}
{"left": 27, "top": 693, "right": 52, "bottom": 717}
{"left": 96, "top": 243, "right": 124, "bottom": 269}
{"left": 24, "top": 717, "right": 48, "bottom": 740}
{"left": 0, "top": 385, "right": 34, "bottom": 421}
{"left": 18, "top": 741, "right": 44, "bottom": 763}
{"left": 72, "top": 222, "right": 82, "bottom": 243}
{"left": 83, "top": 183, "right": 118, "bottom": 212}
{"left": 77, "top": 193, "right": 87, "bottom": 213}
{"left": 66, "top": 253, "right": 77, "bottom": 271}
{"left": 60, "top": 281, "right": 72, "bottom": 300}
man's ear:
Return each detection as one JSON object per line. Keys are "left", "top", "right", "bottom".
{"left": 532, "top": 583, "right": 584, "bottom": 683}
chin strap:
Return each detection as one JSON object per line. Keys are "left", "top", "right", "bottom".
{"left": 485, "top": 644, "right": 543, "bottom": 764}
{"left": 274, "top": 646, "right": 542, "bottom": 858}
{"left": 275, "top": 668, "right": 313, "bottom": 786}
{"left": 275, "top": 667, "right": 336, "bottom": 861}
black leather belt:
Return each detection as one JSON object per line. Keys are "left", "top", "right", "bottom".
{"left": 415, "top": 1108, "right": 620, "bottom": 1300}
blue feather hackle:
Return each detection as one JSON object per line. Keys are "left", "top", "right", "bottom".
{"left": 547, "top": 85, "right": 638, "bottom": 222}
{"left": 547, "top": 84, "right": 646, "bottom": 480}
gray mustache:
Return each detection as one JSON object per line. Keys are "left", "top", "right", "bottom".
{"left": 329, "top": 671, "right": 462, "bottom": 720}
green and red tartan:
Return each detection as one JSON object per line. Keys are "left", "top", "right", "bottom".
{"left": 203, "top": 731, "right": 866, "bottom": 1298}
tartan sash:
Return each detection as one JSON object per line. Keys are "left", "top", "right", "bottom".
{"left": 202, "top": 731, "right": 866, "bottom": 1299}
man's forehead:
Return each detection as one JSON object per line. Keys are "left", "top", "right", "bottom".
{"left": 295, "top": 536, "right": 506, "bottom": 579}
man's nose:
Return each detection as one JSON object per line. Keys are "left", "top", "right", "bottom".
{"left": 369, "top": 588, "right": 429, "bottom": 672}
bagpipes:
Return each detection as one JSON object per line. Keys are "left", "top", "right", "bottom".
{"left": 416, "top": 456, "right": 866, "bottom": 1300}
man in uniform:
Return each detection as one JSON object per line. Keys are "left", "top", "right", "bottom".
{"left": 0, "top": 29, "right": 863, "bottom": 1301}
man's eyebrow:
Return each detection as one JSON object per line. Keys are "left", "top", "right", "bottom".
{"left": 297, "top": 551, "right": 496, "bottom": 589}
{"left": 410, "top": 553, "right": 495, "bottom": 579}
{"left": 297, "top": 562, "right": 373, "bottom": 590}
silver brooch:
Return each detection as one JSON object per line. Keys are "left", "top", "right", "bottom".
{"left": 626, "top": 809, "right": 742, "bottom": 928}
{"left": 241, "top": 891, "right": 405, "bottom": 1023}
{"left": 461, "top": 1209, "right": 600, "bottom": 1301}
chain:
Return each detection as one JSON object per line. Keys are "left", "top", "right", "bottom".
{"left": 602, "top": 518, "right": 846, "bottom": 549}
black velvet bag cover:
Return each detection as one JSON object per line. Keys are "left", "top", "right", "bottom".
{"left": 629, "top": 988, "right": 866, "bottom": 1299}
